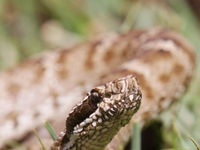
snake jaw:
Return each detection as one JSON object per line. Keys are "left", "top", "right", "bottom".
{"left": 58, "top": 75, "right": 142, "bottom": 150}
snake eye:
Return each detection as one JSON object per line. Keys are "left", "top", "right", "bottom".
{"left": 90, "top": 89, "right": 101, "bottom": 104}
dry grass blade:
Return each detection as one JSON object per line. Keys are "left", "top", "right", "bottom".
{"left": 188, "top": 136, "right": 200, "bottom": 150}
{"left": 33, "top": 129, "right": 46, "bottom": 150}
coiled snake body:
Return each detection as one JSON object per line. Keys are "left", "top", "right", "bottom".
{"left": 0, "top": 29, "right": 195, "bottom": 150}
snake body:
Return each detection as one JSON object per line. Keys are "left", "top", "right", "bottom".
{"left": 0, "top": 29, "right": 195, "bottom": 149}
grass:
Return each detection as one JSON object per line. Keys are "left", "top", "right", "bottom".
{"left": 33, "top": 129, "right": 46, "bottom": 150}
{"left": 34, "top": 121, "right": 57, "bottom": 150}
{"left": 188, "top": 136, "right": 200, "bottom": 150}
{"left": 44, "top": 121, "right": 57, "bottom": 141}
{"left": 38, "top": 122, "right": 200, "bottom": 150}
{"left": 131, "top": 123, "right": 141, "bottom": 150}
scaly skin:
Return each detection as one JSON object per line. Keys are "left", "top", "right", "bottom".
{"left": 52, "top": 76, "right": 142, "bottom": 150}
{"left": 0, "top": 29, "right": 195, "bottom": 149}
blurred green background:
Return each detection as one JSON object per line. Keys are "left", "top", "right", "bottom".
{"left": 0, "top": 0, "right": 200, "bottom": 149}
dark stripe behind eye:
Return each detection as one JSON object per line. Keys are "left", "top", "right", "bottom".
{"left": 61, "top": 91, "right": 102, "bottom": 147}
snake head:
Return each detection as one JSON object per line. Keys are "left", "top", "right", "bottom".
{"left": 56, "top": 75, "right": 142, "bottom": 150}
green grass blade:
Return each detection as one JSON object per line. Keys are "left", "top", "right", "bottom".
{"left": 131, "top": 122, "right": 141, "bottom": 150}
{"left": 33, "top": 129, "right": 46, "bottom": 150}
{"left": 188, "top": 136, "right": 200, "bottom": 150}
{"left": 44, "top": 121, "right": 57, "bottom": 141}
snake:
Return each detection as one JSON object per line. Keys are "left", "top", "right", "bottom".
{"left": 0, "top": 28, "right": 195, "bottom": 150}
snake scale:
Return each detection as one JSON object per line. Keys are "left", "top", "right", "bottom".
{"left": 0, "top": 28, "right": 195, "bottom": 150}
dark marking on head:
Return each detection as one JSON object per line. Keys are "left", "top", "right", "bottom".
{"left": 61, "top": 89, "right": 103, "bottom": 146}
{"left": 105, "top": 92, "right": 112, "bottom": 98}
